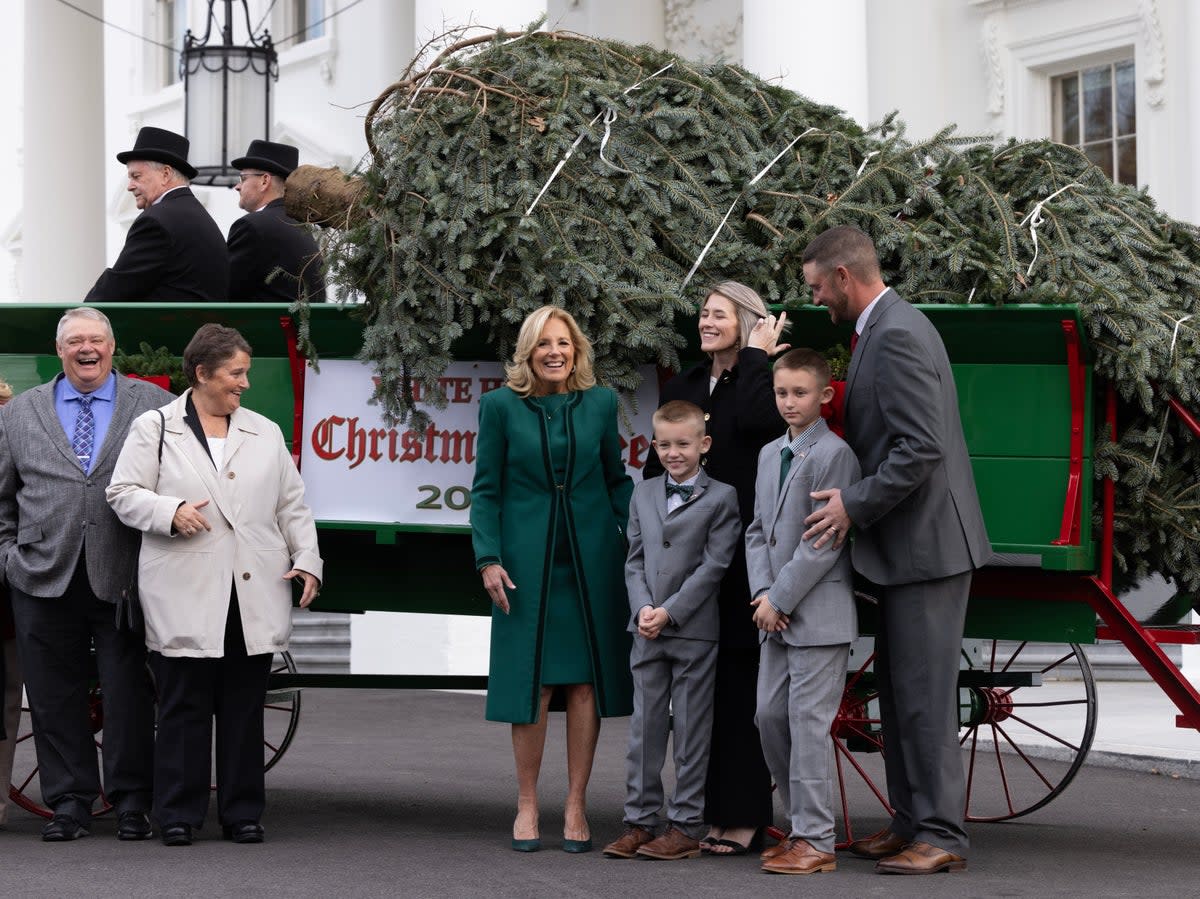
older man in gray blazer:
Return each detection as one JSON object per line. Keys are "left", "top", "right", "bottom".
{"left": 0, "top": 307, "right": 172, "bottom": 842}
{"left": 801, "top": 226, "right": 991, "bottom": 875}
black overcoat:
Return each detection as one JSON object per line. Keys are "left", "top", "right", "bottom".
{"left": 85, "top": 187, "right": 229, "bottom": 302}
{"left": 227, "top": 198, "right": 327, "bottom": 302}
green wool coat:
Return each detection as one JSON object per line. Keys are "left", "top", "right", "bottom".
{"left": 471, "top": 385, "right": 635, "bottom": 724}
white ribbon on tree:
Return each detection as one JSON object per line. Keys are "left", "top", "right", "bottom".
{"left": 680, "top": 127, "right": 818, "bottom": 291}
{"left": 1018, "top": 182, "right": 1082, "bottom": 278}
{"left": 1150, "top": 312, "right": 1195, "bottom": 475}
{"left": 523, "top": 62, "right": 675, "bottom": 217}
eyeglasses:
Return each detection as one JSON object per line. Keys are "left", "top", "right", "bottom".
{"left": 238, "top": 171, "right": 268, "bottom": 183}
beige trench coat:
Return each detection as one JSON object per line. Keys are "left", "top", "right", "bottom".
{"left": 106, "top": 391, "right": 323, "bottom": 658}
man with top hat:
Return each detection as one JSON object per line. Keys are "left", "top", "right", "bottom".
{"left": 227, "top": 140, "right": 327, "bottom": 303}
{"left": 85, "top": 126, "right": 229, "bottom": 302}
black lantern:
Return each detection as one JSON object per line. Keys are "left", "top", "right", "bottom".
{"left": 181, "top": 0, "right": 279, "bottom": 186}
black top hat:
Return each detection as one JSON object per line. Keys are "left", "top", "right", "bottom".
{"left": 116, "top": 126, "right": 197, "bottom": 180}
{"left": 231, "top": 140, "right": 300, "bottom": 179}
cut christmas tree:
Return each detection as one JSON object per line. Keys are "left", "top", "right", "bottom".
{"left": 289, "top": 25, "right": 1198, "bottom": 600}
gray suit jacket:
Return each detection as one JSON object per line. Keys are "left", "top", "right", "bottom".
{"left": 624, "top": 469, "right": 741, "bottom": 641}
{"left": 840, "top": 289, "right": 991, "bottom": 585}
{"left": 0, "top": 373, "right": 174, "bottom": 604}
{"left": 745, "top": 418, "right": 861, "bottom": 647}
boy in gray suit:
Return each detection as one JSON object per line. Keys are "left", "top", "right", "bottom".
{"left": 746, "top": 349, "right": 862, "bottom": 875}
{"left": 603, "top": 401, "right": 741, "bottom": 861}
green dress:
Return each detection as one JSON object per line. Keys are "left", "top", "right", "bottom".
{"left": 471, "top": 385, "right": 635, "bottom": 724}
{"left": 533, "top": 392, "right": 594, "bottom": 685}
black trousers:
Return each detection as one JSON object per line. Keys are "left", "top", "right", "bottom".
{"left": 703, "top": 647, "right": 774, "bottom": 829}
{"left": 149, "top": 591, "right": 272, "bottom": 829}
{"left": 9, "top": 558, "right": 155, "bottom": 820}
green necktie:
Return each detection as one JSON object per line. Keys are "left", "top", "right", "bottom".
{"left": 779, "top": 446, "right": 794, "bottom": 492}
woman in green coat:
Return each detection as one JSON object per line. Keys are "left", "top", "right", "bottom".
{"left": 471, "top": 306, "right": 634, "bottom": 854}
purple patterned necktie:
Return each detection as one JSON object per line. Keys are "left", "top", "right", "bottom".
{"left": 72, "top": 395, "right": 95, "bottom": 471}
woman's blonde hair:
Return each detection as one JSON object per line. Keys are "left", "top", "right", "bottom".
{"left": 701, "top": 280, "right": 769, "bottom": 352}
{"left": 505, "top": 305, "right": 596, "bottom": 397}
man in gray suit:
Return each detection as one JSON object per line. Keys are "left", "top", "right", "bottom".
{"left": 746, "top": 348, "right": 862, "bottom": 875}
{"left": 0, "top": 307, "right": 172, "bottom": 842}
{"left": 801, "top": 226, "right": 991, "bottom": 874}
{"left": 603, "top": 400, "right": 741, "bottom": 861}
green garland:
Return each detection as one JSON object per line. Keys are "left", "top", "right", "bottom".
{"left": 113, "top": 342, "right": 188, "bottom": 395}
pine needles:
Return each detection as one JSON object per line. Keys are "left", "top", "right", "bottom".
{"left": 323, "top": 27, "right": 1200, "bottom": 598}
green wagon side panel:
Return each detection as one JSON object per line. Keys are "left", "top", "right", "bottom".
{"left": 854, "top": 590, "right": 1098, "bottom": 644}
{"left": 961, "top": 597, "right": 1098, "bottom": 643}
{"left": 972, "top": 458, "right": 1094, "bottom": 553}
{"left": 309, "top": 527, "right": 485, "bottom": 616}
{"left": 955, "top": 364, "right": 1084, "bottom": 457}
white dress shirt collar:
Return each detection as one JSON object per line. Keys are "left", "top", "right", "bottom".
{"left": 153, "top": 184, "right": 188, "bottom": 206}
{"left": 855, "top": 286, "right": 890, "bottom": 336}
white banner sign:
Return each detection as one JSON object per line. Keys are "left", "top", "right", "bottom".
{"left": 300, "top": 360, "right": 658, "bottom": 527}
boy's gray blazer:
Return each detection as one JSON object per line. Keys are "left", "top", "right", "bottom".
{"left": 745, "top": 418, "right": 862, "bottom": 647}
{"left": 0, "top": 373, "right": 174, "bottom": 603}
{"left": 624, "top": 469, "right": 741, "bottom": 641}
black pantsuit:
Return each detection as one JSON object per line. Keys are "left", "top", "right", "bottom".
{"left": 149, "top": 590, "right": 272, "bottom": 829}
{"left": 9, "top": 557, "right": 155, "bottom": 820}
{"left": 645, "top": 346, "right": 783, "bottom": 829}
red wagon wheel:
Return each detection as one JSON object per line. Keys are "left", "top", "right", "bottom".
{"left": 8, "top": 684, "right": 113, "bottom": 819}
{"left": 959, "top": 640, "right": 1097, "bottom": 822}
{"left": 8, "top": 651, "right": 302, "bottom": 818}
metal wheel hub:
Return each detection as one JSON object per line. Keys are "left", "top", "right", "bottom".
{"left": 963, "top": 686, "right": 1015, "bottom": 727}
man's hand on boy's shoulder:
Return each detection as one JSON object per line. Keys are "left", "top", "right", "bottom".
{"left": 804, "top": 487, "right": 851, "bottom": 550}
{"left": 751, "top": 594, "right": 788, "bottom": 632}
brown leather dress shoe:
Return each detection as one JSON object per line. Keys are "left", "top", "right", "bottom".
{"left": 875, "top": 840, "right": 967, "bottom": 875}
{"left": 760, "top": 837, "right": 793, "bottom": 861}
{"left": 603, "top": 825, "right": 655, "bottom": 859}
{"left": 761, "top": 838, "right": 837, "bottom": 875}
{"left": 847, "top": 828, "right": 907, "bottom": 859}
{"left": 636, "top": 826, "right": 701, "bottom": 860}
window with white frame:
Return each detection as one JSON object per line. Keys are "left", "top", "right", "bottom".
{"left": 158, "top": 0, "right": 189, "bottom": 87}
{"left": 1051, "top": 58, "right": 1136, "bottom": 185}
{"left": 276, "top": 0, "right": 326, "bottom": 50}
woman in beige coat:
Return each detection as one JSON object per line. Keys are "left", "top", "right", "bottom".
{"left": 107, "top": 324, "right": 322, "bottom": 847}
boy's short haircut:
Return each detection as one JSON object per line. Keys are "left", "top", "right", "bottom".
{"left": 653, "top": 399, "right": 707, "bottom": 437}
{"left": 773, "top": 348, "right": 832, "bottom": 388}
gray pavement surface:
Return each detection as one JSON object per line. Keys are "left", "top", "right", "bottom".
{"left": 4, "top": 686, "right": 1200, "bottom": 898}
{"left": 1057, "top": 679, "right": 1200, "bottom": 778}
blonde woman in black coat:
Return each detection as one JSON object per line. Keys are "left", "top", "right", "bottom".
{"left": 643, "top": 281, "right": 789, "bottom": 855}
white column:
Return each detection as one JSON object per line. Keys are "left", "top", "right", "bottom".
{"left": 742, "top": 0, "right": 869, "bottom": 126}
{"left": 1186, "top": 4, "right": 1200, "bottom": 228}
{"left": 22, "top": 0, "right": 106, "bottom": 300}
